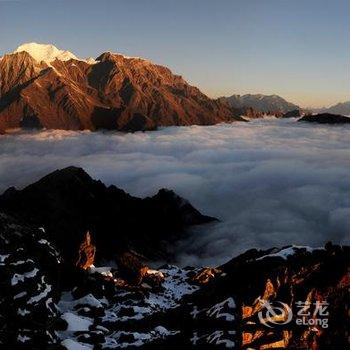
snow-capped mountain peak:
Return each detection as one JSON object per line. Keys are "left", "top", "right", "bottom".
{"left": 14, "top": 42, "right": 80, "bottom": 63}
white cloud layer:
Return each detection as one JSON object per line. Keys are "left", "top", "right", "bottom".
{"left": 1, "top": 118, "right": 350, "bottom": 266}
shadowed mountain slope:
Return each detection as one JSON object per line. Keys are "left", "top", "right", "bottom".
{"left": 0, "top": 166, "right": 216, "bottom": 262}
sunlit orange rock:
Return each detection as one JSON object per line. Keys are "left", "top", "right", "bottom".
{"left": 192, "top": 267, "right": 221, "bottom": 284}
{"left": 75, "top": 231, "right": 96, "bottom": 269}
{"left": 242, "top": 305, "right": 254, "bottom": 319}
{"left": 0, "top": 49, "right": 242, "bottom": 132}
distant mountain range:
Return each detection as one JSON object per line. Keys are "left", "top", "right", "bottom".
{"left": 0, "top": 43, "right": 244, "bottom": 132}
{"left": 321, "top": 101, "right": 350, "bottom": 115}
{"left": 220, "top": 93, "right": 300, "bottom": 117}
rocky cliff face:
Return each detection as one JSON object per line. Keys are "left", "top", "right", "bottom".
{"left": 0, "top": 43, "right": 242, "bottom": 132}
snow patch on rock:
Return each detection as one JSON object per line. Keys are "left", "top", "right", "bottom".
{"left": 256, "top": 245, "right": 323, "bottom": 261}
{"left": 88, "top": 265, "right": 113, "bottom": 278}
{"left": 61, "top": 338, "right": 92, "bottom": 350}
{"left": 11, "top": 267, "right": 39, "bottom": 285}
{"left": 61, "top": 312, "right": 93, "bottom": 332}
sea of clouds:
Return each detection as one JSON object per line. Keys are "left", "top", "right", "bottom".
{"left": 1, "top": 118, "right": 350, "bottom": 266}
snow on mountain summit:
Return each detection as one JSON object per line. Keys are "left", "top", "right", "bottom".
{"left": 13, "top": 42, "right": 94, "bottom": 64}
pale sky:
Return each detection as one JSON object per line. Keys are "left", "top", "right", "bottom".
{"left": 1, "top": 0, "right": 350, "bottom": 108}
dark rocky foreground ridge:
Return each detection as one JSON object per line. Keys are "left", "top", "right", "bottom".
{"left": 0, "top": 168, "right": 349, "bottom": 349}
{"left": 0, "top": 166, "right": 216, "bottom": 262}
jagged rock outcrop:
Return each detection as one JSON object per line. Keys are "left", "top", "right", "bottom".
{"left": 0, "top": 166, "right": 217, "bottom": 263}
{"left": 0, "top": 43, "right": 243, "bottom": 132}
{"left": 299, "top": 113, "right": 350, "bottom": 124}
{"left": 116, "top": 251, "right": 150, "bottom": 285}
{"left": 76, "top": 232, "right": 96, "bottom": 270}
